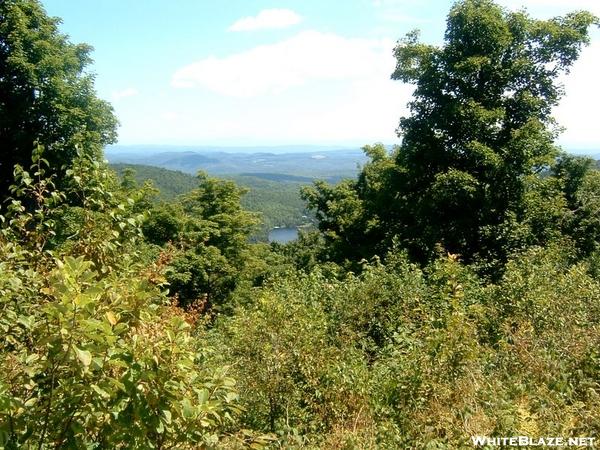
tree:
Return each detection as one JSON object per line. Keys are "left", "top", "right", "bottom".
{"left": 390, "top": 0, "right": 597, "bottom": 263}
{"left": 305, "top": 0, "right": 597, "bottom": 267}
{"left": 141, "top": 172, "right": 261, "bottom": 308}
{"left": 0, "top": 0, "right": 117, "bottom": 199}
{"left": 179, "top": 172, "right": 259, "bottom": 259}
{"left": 301, "top": 143, "right": 397, "bottom": 266}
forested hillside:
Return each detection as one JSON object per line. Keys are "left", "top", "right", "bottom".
{"left": 1, "top": 0, "right": 600, "bottom": 449}
{"left": 111, "top": 164, "right": 314, "bottom": 238}
{"left": 111, "top": 164, "right": 198, "bottom": 200}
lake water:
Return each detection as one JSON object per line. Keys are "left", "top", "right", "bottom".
{"left": 268, "top": 227, "right": 298, "bottom": 244}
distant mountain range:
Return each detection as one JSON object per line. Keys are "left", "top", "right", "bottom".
{"left": 105, "top": 145, "right": 371, "bottom": 179}
{"left": 105, "top": 145, "right": 599, "bottom": 180}
{"left": 106, "top": 144, "right": 372, "bottom": 155}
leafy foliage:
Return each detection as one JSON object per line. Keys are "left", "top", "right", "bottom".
{"left": 0, "top": 157, "right": 245, "bottom": 449}
{"left": 141, "top": 172, "right": 262, "bottom": 309}
{"left": 0, "top": 0, "right": 117, "bottom": 198}
{"left": 111, "top": 164, "right": 198, "bottom": 201}
{"left": 208, "top": 247, "right": 600, "bottom": 448}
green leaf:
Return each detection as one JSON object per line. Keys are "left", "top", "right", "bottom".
{"left": 105, "top": 311, "right": 118, "bottom": 326}
{"left": 181, "top": 398, "right": 195, "bottom": 419}
{"left": 91, "top": 384, "right": 110, "bottom": 399}
{"left": 197, "top": 388, "right": 209, "bottom": 404}
{"left": 75, "top": 347, "right": 92, "bottom": 368}
{"left": 17, "top": 315, "right": 34, "bottom": 330}
{"left": 24, "top": 398, "right": 39, "bottom": 407}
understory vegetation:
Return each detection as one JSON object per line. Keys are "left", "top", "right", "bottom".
{"left": 1, "top": 0, "right": 600, "bottom": 448}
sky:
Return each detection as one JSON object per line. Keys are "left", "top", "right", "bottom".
{"left": 42, "top": 0, "right": 600, "bottom": 151}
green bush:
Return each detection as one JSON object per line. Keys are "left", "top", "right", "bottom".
{"left": 0, "top": 156, "right": 244, "bottom": 449}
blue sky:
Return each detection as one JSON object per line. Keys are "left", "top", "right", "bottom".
{"left": 42, "top": 0, "right": 599, "bottom": 150}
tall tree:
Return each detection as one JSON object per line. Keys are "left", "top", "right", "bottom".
{"left": 305, "top": 0, "right": 597, "bottom": 267}
{"left": 390, "top": 0, "right": 596, "bottom": 263}
{"left": 0, "top": 0, "right": 117, "bottom": 199}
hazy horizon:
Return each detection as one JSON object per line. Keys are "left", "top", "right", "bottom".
{"left": 106, "top": 143, "right": 599, "bottom": 157}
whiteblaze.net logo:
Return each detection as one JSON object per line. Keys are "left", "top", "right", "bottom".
{"left": 471, "top": 436, "right": 596, "bottom": 447}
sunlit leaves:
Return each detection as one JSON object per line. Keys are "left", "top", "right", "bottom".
{"left": 0, "top": 159, "right": 242, "bottom": 448}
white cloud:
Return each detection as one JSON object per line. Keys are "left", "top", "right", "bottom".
{"left": 172, "top": 31, "right": 395, "bottom": 97}
{"left": 266, "top": 79, "right": 410, "bottom": 143}
{"left": 147, "top": 30, "right": 412, "bottom": 144}
{"left": 129, "top": 79, "right": 410, "bottom": 145}
{"left": 228, "top": 9, "right": 302, "bottom": 32}
{"left": 110, "top": 88, "right": 138, "bottom": 102}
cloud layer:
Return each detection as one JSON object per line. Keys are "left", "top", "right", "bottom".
{"left": 160, "top": 3, "right": 599, "bottom": 148}
{"left": 228, "top": 9, "right": 302, "bottom": 32}
{"left": 554, "top": 40, "right": 600, "bottom": 149}
{"left": 172, "top": 31, "right": 394, "bottom": 97}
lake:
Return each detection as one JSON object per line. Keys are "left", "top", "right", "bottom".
{"left": 268, "top": 227, "right": 298, "bottom": 244}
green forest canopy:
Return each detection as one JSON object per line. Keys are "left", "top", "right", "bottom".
{"left": 110, "top": 163, "right": 314, "bottom": 238}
